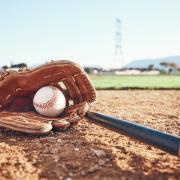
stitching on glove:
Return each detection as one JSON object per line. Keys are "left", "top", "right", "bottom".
{"left": 16, "top": 88, "right": 22, "bottom": 92}
{"left": 0, "top": 60, "right": 96, "bottom": 134}
{"left": 0, "top": 71, "right": 10, "bottom": 81}
{"left": 6, "top": 94, "right": 11, "bottom": 101}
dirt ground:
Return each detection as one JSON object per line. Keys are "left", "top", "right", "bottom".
{"left": 0, "top": 90, "right": 179, "bottom": 180}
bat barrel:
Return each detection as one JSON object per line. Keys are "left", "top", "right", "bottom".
{"left": 86, "top": 111, "right": 180, "bottom": 157}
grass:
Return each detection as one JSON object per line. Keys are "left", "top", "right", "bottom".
{"left": 90, "top": 75, "right": 180, "bottom": 89}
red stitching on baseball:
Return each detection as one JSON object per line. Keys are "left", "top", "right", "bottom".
{"left": 34, "top": 86, "right": 59, "bottom": 110}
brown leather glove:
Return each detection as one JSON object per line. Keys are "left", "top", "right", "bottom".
{"left": 0, "top": 60, "right": 96, "bottom": 134}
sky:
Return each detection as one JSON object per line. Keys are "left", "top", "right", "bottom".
{"left": 0, "top": 0, "right": 180, "bottom": 68}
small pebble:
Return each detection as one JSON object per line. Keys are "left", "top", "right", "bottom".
{"left": 91, "top": 148, "right": 107, "bottom": 158}
{"left": 74, "top": 148, "right": 79, "bottom": 151}
{"left": 66, "top": 177, "right": 72, "bottom": 180}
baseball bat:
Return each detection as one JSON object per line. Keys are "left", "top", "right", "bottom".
{"left": 86, "top": 111, "right": 180, "bottom": 157}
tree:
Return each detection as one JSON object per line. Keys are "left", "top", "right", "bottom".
{"left": 160, "top": 62, "right": 179, "bottom": 73}
{"left": 148, "top": 64, "right": 154, "bottom": 70}
{"left": 160, "top": 62, "right": 168, "bottom": 68}
{"left": 1, "top": 65, "right": 8, "bottom": 70}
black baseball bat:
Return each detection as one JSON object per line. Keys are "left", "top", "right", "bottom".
{"left": 86, "top": 111, "right": 180, "bottom": 157}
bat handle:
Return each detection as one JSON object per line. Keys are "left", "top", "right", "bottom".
{"left": 86, "top": 111, "right": 180, "bottom": 157}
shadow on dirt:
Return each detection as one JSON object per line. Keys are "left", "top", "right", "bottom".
{"left": 0, "top": 126, "right": 179, "bottom": 180}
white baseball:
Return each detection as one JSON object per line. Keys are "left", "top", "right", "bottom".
{"left": 33, "top": 86, "right": 66, "bottom": 117}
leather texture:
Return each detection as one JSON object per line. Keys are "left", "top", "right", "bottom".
{"left": 0, "top": 60, "right": 96, "bottom": 134}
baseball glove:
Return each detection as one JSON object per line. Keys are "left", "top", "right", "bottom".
{"left": 0, "top": 60, "right": 96, "bottom": 134}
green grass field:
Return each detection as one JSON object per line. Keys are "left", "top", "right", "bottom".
{"left": 90, "top": 75, "right": 180, "bottom": 89}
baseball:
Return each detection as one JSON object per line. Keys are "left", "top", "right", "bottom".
{"left": 33, "top": 86, "right": 66, "bottom": 117}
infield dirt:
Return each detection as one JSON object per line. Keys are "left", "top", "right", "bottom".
{"left": 0, "top": 90, "right": 179, "bottom": 180}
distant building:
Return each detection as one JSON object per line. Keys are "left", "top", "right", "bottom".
{"left": 84, "top": 67, "right": 102, "bottom": 75}
{"left": 1, "top": 63, "right": 28, "bottom": 71}
{"left": 11, "top": 63, "right": 27, "bottom": 69}
{"left": 114, "top": 69, "right": 160, "bottom": 75}
{"left": 84, "top": 66, "right": 160, "bottom": 75}
{"left": 114, "top": 69, "right": 141, "bottom": 75}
